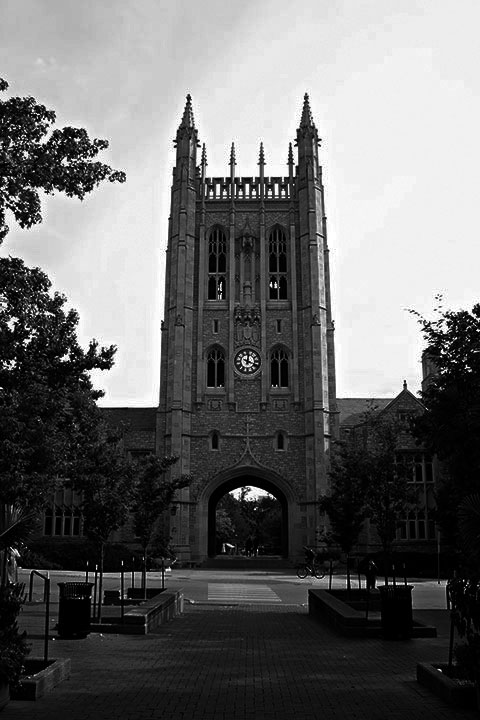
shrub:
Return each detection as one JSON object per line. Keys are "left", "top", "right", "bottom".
{"left": 0, "top": 583, "right": 30, "bottom": 689}
{"left": 22, "top": 538, "right": 143, "bottom": 572}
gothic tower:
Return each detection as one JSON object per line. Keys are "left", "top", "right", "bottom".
{"left": 157, "top": 95, "right": 338, "bottom": 562}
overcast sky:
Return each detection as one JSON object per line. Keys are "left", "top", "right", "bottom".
{"left": 1, "top": 0, "right": 479, "bottom": 406}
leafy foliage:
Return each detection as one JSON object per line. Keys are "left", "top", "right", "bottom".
{"left": 411, "top": 299, "right": 480, "bottom": 546}
{"left": 0, "top": 78, "right": 125, "bottom": 243}
{"left": 0, "top": 583, "right": 29, "bottom": 689}
{"left": 322, "top": 412, "right": 417, "bottom": 560}
{"left": 362, "top": 416, "right": 418, "bottom": 554}
{"left": 0, "top": 256, "right": 116, "bottom": 512}
{"left": 215, "top": 489, "right": 282, "bottom": 553}
{"left": 320, "top": 439, "right": 368, "bottom": 554}
{"left": 458, "top": 494, "right": 480, "bottom": 569}
{"left": 131, "top": 454, "right": 192, "bottom": 554}
{"left": 449, "top": 576, "right": 480, "bottom": 682}
{"left": 0, "top": 505, "right": 39, "bottom": 554}
{"left": 73, "top": 422, "right": 135, "bottom": 547}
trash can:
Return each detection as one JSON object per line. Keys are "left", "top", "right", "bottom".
{"left": 378, "top": 584, "right": 413, "bottom": 640}
{"left": 57, "top": 582, "right": 94, "bottom": 638}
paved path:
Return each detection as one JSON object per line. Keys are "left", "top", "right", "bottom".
{"left": 4, "top": 574, "right": 478, "bottom": 720}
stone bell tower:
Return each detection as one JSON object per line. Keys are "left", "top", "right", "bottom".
{"left": 157, "top": 94, "right": 338, "bottom": 562}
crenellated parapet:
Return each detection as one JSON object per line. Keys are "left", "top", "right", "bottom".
{"left": 201, "top": 176, "right": 293, "bottom": 201}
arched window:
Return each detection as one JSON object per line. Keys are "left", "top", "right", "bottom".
{"left": 208, "top": 227, "right": 227, "bottom": 300}
{"left": 207, "top": 347, "right": 225, "bottom": 388}
{"left": 270, "top": 348, "right": 289, "bottom": 388}
{"left": 43, "top": 507, "right": 53, "bottom": 536}
{"left": 211, "top": 431, "right": 219, "bottom": 450}
{"left": 268, "top": 226, "right": 287, "bottom": 300}
{"left": 275, "top": 431, "right": 287, "bottom": 451}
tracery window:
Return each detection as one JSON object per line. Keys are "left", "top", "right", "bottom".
{"left": 398, "top": 510, "right": 435, "bottom": 541}
{"left": 268, "top": 226, "right": 288, "bottom": 300}
{"left": 208, "top": 227, "right": 227, "bottom": 300}
{"left": 270, "top": 348, "right": 289, "bottom": 388}
{"left": 395, "top": 453, "right": 434, "bottom": 484}
{"left": 207, "top": 347, "right": 225, "bottom": 388}
{"left": 395, "top": 452, "right": 436, "bottom": 541}
{"left": 43, "top": 490, "right": 83, "bottom": 537}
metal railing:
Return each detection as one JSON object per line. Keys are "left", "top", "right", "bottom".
{"left": 28, "top": 570, "right": 51, "bottom": 664}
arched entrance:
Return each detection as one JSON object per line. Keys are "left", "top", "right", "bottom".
{"left": 207, "top": 475, "right": 289, "bottom": 558}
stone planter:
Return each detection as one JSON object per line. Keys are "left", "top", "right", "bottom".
{"left": 10, "top": 658, "right": 71, "bottom": 701}
{"left": 417, "top": 662, "right": 477, "bottom": 710}
{"left": 127, "top": 587, "right": 164, "bottom": 600}
{"left": 309, "top": 588, "right": 437, "bottom": 638}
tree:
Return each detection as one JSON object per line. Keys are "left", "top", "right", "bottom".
{"left": 73, "top": 419, "right": 135, "bottom": 622}
{"left": 0, "top": 256, "right": 115, "bottom": 508}
{"left": 321, "top": 410, "right": 417, "bottom": 582}
{"left": 320, "top": 439, "right": 368, "bottom": 557}
{"left": 0, "top": 78, "right": 125, "bottom": 243}
{"left": 215, "top": 489, "right": 283, "bottom": 555}
{"left": 411, "top": 300, "right": 480, "bottom": 548}
{"left": 131, "top": 454, "right": 192, "bottom": 575}
{"left": 362, "top": 416, "right": 418, "bottom": 568}
{"left": 0, "top": 256, "right": 116, "bottom": 584}
{"left": 215, "top": 508, "right": 237, "bottom": 551}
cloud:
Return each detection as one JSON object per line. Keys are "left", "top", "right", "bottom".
{"left": 34, "top": 56, "right": 57, "bottom": 72}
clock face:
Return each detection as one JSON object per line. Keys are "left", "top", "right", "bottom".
{"left": 234, "top": 349, "right": 261, "bottom": 375}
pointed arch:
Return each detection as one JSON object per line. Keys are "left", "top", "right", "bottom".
{"left": 206, "top": 345, "right": 225, "bottom": 388}
{"left": 207, "top": 225, "right": 227, "bottom": 300}
{"left": 210, "top": 430, "right": 220, "bottom": 450}
{"left": 268, "top": 225, "right": 288, "bottom": 300}
{"left": 270, "top": 345, "right": 290, "bottom": 388}
{"left": 199, "top": 466, "right": 295, "bottom": 558}
{"left": 275, "top": 430, "right": 288, "bottom": 451}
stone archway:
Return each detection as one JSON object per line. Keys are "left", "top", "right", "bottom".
{"left": 206, "top": 473, "right": 290, "bottom": 558}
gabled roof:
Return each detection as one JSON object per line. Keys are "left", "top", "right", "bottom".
{"left": 337, "top": 398, "right": 392, "bottom": 427}
{"left": 101, "top": 407, "right": 157, "bottom": 431}
{"left": 337, "top": 384, "right": 424, "bottom": 428}
{"left": 376, "top": 386, "right": 424, "bottom": 418}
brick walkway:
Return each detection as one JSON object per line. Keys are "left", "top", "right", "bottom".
{"left": 4, "top": 600, "right": 478, "bottom": 719}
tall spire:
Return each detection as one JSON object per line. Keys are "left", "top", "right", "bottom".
{"left": 229, "top": 142, "right": 236, "bottom": 167}
{"left": 173, "top": 94, "right": 199, "bottom": 177}
{"left": 179, "top": 93, "right": 196, "bottom": 131}
{"left": 295, "top": 93, "right": 320, "bottom": 172}
{"left": 299, "top": 93, "right": 315, "bottom": 130}
{"left": 287, "top": 141, "right": 294, "bottom": 166}
{"left": 258, "top": 141, "right": 265, "bottom": 166}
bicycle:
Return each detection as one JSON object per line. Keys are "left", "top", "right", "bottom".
{"left": 296, "top": 563, "right": 325, "bottom": 579}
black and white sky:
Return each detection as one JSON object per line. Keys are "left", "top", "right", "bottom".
{"left": 1, "top": 0, "right": 479, "bottom": 405}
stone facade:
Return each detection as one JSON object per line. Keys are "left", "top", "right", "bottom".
{"left": 337, "top": 384, "right": 438, "bottom": 553}
{"left": 155, "top": 96, "right": 338, "bottom": 562}
{"left": 39, "top": 98, "right": 437, "bottom": 562}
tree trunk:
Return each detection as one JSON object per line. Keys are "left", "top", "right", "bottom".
{"left": 142, "top": 550, "right": 148, "bottom": 600}
{"left": 97, "top": 542, "right": 104, "bottom": 623}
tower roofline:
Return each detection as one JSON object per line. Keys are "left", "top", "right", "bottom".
{"left": 179, "top": 93, "right": 196, "bottom": 130}
{"left": 299, "top": 93, "right": 316, "bottom": 131}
